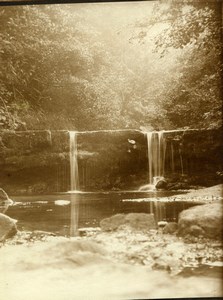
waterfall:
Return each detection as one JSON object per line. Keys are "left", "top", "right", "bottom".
{"left": 146, "top": 131, "right": 166, "bottom": 185}
{"left": 69, "top": 131, "right": 79, "bottom": 191}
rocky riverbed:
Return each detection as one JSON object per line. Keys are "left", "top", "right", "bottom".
{"left": 0, "top": 185, "right": 222, "bottom": 299}
{"left": 0, "top": 227, "right": 222, "bottom": 300}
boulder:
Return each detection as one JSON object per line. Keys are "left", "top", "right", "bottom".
{"left": 0, "top": 188, "right": 13, "bottom": 214}
{"left": 125, "top": 213, "right": 156, "bottom": 230}
{"left": 100, "top": 213, "right": 156, "bottom": 231}
{"left": 155, "top": 179, "right": 167, "bottom": 190}
{"left": 178, "top": 203, "right": 223, "bottom": 239}
{"left": 100, "top": 214, "right": 126, "bottom": 231}
{"left": 163, "top": 222, "right": 178, "bottom": 234}
{"left": 0, "top": 213, "right": 17, "bottom": 241}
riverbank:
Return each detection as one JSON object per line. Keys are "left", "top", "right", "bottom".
{"left": 170, "top": 184, "right": 223, "bottom": 201}
{"left": 123, "top": 184, "right": 223, "bottom": 204}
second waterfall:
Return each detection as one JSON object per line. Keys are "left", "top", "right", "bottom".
{"left": 146, "top": 131, "right": 166, "bottom": 185}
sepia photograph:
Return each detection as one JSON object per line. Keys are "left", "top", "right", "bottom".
{"left": 0, "top": 0, "right": 222, "bottom": 299}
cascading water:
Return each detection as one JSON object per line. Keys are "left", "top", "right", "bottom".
{"left": 69, "top": 131, "right": 79, "bottom": 191}
{"left": 69, "top": 131, "right": 80, "bottom": 236}
{"left": 146, "top": 131, "right": 166, "bottom": 186}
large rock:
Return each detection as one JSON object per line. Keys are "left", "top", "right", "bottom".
{"left": 155, "top": 179, "right": 167, "bottom": 190}
{"left": 178, "top": 203, "right": 223, "bottom": 239}
{"left": 100, "top": 213, "right": 156, "bottom": 231}
{"left": 0, "top": 188, "right": 13, "bottom": 213}
{"left": 125, "top": 213, "right": 156, "bottom": 230}
{"left": 0, "top": 213, "right": 17, "bottom": 241}
{"left": 100, "top": 214, "right": 126, "bottom": 231}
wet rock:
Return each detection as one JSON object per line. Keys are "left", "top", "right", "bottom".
{"left": 183, "top": 235, "right": 198, "bottom": 243}
{"left": 155, "top": 179, "right": 167, "bottom": 190}
{"left": 100, "top": 214, "right": 126, "bottom": 231}
{"left": 78, "top": 227, "right": 101, "bottom": 237}
{"left": 158, "top": 221, "right": 168, "bottom": 228}
{"left": 189, "top": 225, "right": 205, "bottom": 237}
{"left": 125, "top": 213, "right": 156, "bottom": 230}
{"left": 178, "top": 203, "right": 223, "bottom": 239}
{"left": 0, "top": 188, "right": 13, "bottom": 214}
{"left": 100, "top": 213, "right": 156, "bottom": 231}
{"left": 0, "top": 213, "right": 17, "bottom": 241}
{"left": 167, "top": 182, "right": 190, "bottom": 190}
{"left": 163, "top": 222, "right": 178, "bottom": 234}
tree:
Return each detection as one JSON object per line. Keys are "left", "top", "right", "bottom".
{"left": 131, "top": 1, "right": 222, "bottom": 129}
{"left": 0, "top": 5, "right": 124, "bottom": 130}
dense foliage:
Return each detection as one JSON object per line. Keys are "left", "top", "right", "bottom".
{"left": 0, "top": 2, "right": 222, "bottom": 131}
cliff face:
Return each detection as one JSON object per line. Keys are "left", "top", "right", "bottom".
{"left": 0, "top": 129, "right": 222, "bottom": 194}
{"left": 163, "top": 129, "right": 223, "bottom": 187}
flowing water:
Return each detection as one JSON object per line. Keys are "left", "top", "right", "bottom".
{"left": 144, "top": 131, "right": 167, "bottom": 186}
{"left": 144, "top": 130, "right": 187, "bottom": 188}
{"left": 69, "top": 131, "right": 79, "bottom": 192}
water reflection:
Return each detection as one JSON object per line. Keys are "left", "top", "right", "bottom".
{"left": 70, "top": 194, "right": 79, "bottom": 236}
{"left": 7, "top": 191, "right": 198, "bottom": 237}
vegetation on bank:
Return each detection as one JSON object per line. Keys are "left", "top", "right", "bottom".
{"left": 0, "top": 1, "right": 222, "bottom": 131}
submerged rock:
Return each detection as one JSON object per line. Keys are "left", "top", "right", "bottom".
{"left": 0, "top": 213, "right": 17, "bottom": 241}
{"left": 178, "top": 203, "right": 223, "bottom": 239}
{"left": 100, "top": 213, "right": 156, "bottom": 231}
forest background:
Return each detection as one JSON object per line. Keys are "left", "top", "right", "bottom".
{"left": 0, "top": 1, "right": 222, "bottom": 131}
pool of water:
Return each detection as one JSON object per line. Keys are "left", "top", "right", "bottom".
{"left": 6, "top": 190, "right": 199, "bottom": 236}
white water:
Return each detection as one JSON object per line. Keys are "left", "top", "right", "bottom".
{"left": 146, "top": 131, "right": 166, "bottom": 185}
{"left": 69, "top": 131, "right": 79, "bottom": 192}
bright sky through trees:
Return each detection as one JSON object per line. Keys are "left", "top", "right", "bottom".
{"left": 0, "top": 1, "right": 222, "bottom": 130}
